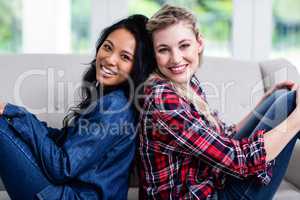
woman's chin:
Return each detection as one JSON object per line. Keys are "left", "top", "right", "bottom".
{"left": 97, "top": 76, "right": 125, "bottom": 88}
{"left": 168, "top": 73, "right": 192, "bottom": 84}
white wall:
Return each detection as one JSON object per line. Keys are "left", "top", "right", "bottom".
{"left": 22, "top": 0, "right": 71, "bottom": 53}
{"left": 21, "top": 0, "right": 277, "bottom": 62}
{"left": 91, "top": 0, "right": 129, "bottom": 48}
{"left": 232, "top": 0, "right": 272, "bottom": 61}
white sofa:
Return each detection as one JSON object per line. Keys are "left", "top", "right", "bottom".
{"left": 0, "top": 54, "right": 300, "bottom": 200}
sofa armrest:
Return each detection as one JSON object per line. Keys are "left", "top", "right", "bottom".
{"left": 285, "top": 141, "right": 300, "bottom": 189}
{"left": 0, "top": 179, "right": 4, "bottom": 191}
{"left": 259, "top": 58, "right": 300, "bottom": 92}
{"left": 260, "top": 59, "right": 300, "bottom": 189}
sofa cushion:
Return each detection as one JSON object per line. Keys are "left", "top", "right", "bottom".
{"left": 274, "top": 179, "right": 300, "bottom": 200}
{"left": 0, "top": 191, "right": 9, "bottom": 200}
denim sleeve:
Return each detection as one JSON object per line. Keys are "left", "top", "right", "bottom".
{"left": 2, "top": 97, "right": 135, "bottom": 184}
{"left": 39, "top": 121, "right": 63, "bottom": 141}
{"left": 3, "top": 104, "right": 62, "bottom": 137}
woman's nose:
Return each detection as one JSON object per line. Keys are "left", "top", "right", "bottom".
{"left": 106, "top": 53, "right": 118, "bottom": 66}
{"left": 170, "top": 49, "right": 182, "bottom": 64}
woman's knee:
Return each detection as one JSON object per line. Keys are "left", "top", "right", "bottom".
{"left": 272, "top": 90, "right": 296, "bottom": 116}
{"left": 271, "top": 89, "right": 289, "bottom": 99}
{"left": 0, "top": 128, "right": 41, "bottom": 170}
{"left": 261, "top": 89, "right": 289, "bottom": 109}
{"left": 0, "top": 128, "right": 19, "bottom": 153}
{"left": 0, "top": 118, "right": 22, "bottom": 148}
{"left": 276, "top": 90, "right": 295, "bottom": 105}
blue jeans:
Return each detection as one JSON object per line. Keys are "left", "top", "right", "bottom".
{"left": 216, "top": 89, "right": 299, "bottom": 200}
{"left": 0, "top": 117, "right": 52, "bottom": 200}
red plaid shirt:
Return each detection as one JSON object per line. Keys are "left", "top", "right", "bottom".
{"left": 138, "top": 75, "right": 272, "bottom": 200}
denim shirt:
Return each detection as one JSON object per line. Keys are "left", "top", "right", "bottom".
{"left": 2, "top": 89, "right": 136, "bottom": 200}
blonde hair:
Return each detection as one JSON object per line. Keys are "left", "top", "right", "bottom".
{"left": 147, "top": 5, "right": 219, "bottom": 130}
{"left": 146, "top": 4, "right": 199, "bottom": 36}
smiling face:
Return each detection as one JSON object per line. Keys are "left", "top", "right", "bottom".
{"left": 153, "top": 21, "right": 204, "bottom": 84}
{"left": 96, "top": 28, "right": 136, "bottom": 87}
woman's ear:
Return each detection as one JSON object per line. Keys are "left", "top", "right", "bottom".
{"left": 196, "top": 33, "right": 204, "bottom": 54}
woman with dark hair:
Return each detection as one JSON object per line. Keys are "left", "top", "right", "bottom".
{"left": 0, "top": 14, "right": 155, "bottom": 200}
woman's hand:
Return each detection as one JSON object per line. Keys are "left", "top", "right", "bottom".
{"left": 293, "top": 84, "right": 300, "bottom": 115}
{"left": 254, "top": 81, "right": 297, "bottom": 110}
{"left": 286, "top": 84, "right": 300, "bottom": 126}
{"left": 0, "top": 101, "right": 6, "bottom": 115}
{"left": 262, "top": 80, "right": 297, "bottom": 101}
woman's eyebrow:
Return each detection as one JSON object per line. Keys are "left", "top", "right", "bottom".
{"left": 122, "top": 50, "right": 134, "bottom": 57}
{"left": 104, "top": 40, "right": 114, "bottom": 46}
{"left": 156, "top": 44, "right": 168, "bottom": 48}
{"left": 178, "top": 39, "right": 191, "bottom": 44}
{"left": 104, "top": 39, "right": 133, "bottom": 55}
{"left": 155, "top": 39, "right": 192, "bottom": 48}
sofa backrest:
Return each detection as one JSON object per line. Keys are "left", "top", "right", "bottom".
{"left": 0, "top": 54, "right": 92, "bottom": 129}
{"left": 0, "top": 55, "right": 266, "bottom": 127}
{"left": 0, "top": 55, "right": 265, "bottom": 190}
{"left": 196, "top": 57, "right": 265, "bottom": 124}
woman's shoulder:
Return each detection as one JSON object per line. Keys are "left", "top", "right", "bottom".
{"left": 80, "top": 89, "right": 131, "bottom": 119}
{"left": 104, "top": 89, "right": 127, "bottom": 102}
{"left": 143, "top": 75, "right": 183, "bottom": 110}
{"left": 144, "top": 74, "right": 176, "bottom": 96}
{"left": 98, "top": 89, "right": 131, "bottom": 112}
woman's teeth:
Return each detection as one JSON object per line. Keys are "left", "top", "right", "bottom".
{"left": 169, "top": 64, "right": 187, "bottom": 74}
{"left": 101, "top": 66, "right": 118, "bottom": 76}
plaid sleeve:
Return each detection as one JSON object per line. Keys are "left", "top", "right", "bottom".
{"left": 211, "top": 110, "right": 237, "bottom": 138}
{"left": 151, "top": 84, "right": 269, "bottom": 179}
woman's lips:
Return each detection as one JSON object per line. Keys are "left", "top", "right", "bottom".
{"left": 100, "top": 65, "right": 118, "bottom": 77}
{"left": 168, "top": 64, "right": 187, "bottom": 74}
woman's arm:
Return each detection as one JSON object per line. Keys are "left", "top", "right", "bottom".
{"left": 0, "top": 95, "right": 135, "bottom": 184}
{"left": 0, "top": 101, "right": 62, "bottom": 139}
{"left": 264, "top": 86, "right": 300, "bottom": 161}
{"left": 151, "top": 84, "right": 267, "bottom": 178}
{"left": 150, "top": 82, "right": 300, "bottom": 179}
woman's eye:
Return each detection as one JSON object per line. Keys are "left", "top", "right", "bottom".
{"left": 121, "top": 54, "right": 132, "bottom": 62}
{"left": 180, "top": 43, "right": 190, "bottom": 49}
{"left": 158, "top": 48, "right": 168, "bottom": 53}
{"left": 102, "top": 44, "right": 112, "bottom": 51}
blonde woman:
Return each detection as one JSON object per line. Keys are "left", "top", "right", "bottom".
{"left": 138, "top": 4, "right": 300, "bottom": 200}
